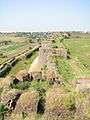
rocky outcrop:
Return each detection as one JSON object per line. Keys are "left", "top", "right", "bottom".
{"left": 16, "top": 70, "right": 33, "bottom": 82}
{"left": 1, "top": 89, "right": 21, "bottom": 110}
{"left": 14, "top": 90, "right": 39, "bottom": 115}
{"left": 0, "top": 76, "right": 19, "bottom": 90}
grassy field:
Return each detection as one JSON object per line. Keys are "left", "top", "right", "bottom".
{"left": 63, "top": 37, "right": 90, "bottom": 78}
{"left": 0, "top": 34, "right": 27, "bottom": 42}
{"left": 55, "top": 57, "right": 75, "bottom": 82}
{"left": 53, "top": 33, "right": 90, "bottom": 83}
{"left": 0, "top": 34, "right": 31, "bottom": 64}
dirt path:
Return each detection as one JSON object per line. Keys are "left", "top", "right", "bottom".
{"left": 29, "top": 56, "right": 42, "bottom": 73}
{"left": 76, "top": 78, "right": 90, "bottom": 91}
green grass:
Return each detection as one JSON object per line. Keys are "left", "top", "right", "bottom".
{"left": 11, "top": 81, "right": 31, "bottom": 90}
{"left": 63, "top": 38, "right": 90, "bottom": 57}
{"left": 1, "top": 42, "right": 26, "bottom": 52}
{"left": 63, "top": 37, "right": 90, "bottom": 78}
{"left": 0, "top": 42, "right": 28, "bottom": 55}
{"left": 0, "top": 43, "right": 28, "bottom": 63}
{"left": 55, "top": 57, "right": 75, "bottom": 82}
{"left": 0, "top": 103, "right": 8, "bottom": 120}
{"left": 0, "top": 34, "right": 27, "bottom": 43}
{"left": 52, "top": 35, "right": 90, "bottom": 82}
{"left": 29, "top": 80, "right": 50, "bottom": 92}
{"left": 8, "top": 52, "right": 37, "bottom": 76}
{"left": 0, "top": 34, "right": 31, "bottom": 64}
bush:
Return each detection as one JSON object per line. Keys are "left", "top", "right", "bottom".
{"left": 0, "top": 103, "right": 8, "bottom": 120}
{"left": 64, "top": 94, "right": 76, "bottom": 110}
{"left": 11, "top": 81, "right": 31, "bottom": 90}
{"left": 52, "top": 45, "right": 58, "bottom": 48}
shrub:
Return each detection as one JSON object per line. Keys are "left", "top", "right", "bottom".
{"left": 0, "top": 103, "right": 8, "bottom": 120}
{"left": 52, "top": 45, "right": 58, "bottom": 48}
{"left": 11, "top": 81, "right": 31, "bottom": 90}
{"left": 64, "top": 94, "right": 76, "bottom": 110}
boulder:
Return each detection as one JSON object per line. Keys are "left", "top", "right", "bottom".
{"left": 14, "top": 90, "right": 39, "bottom": 115}
{"left": 16, "top": 70, "right": 33, "bottom": 82}
{"left": 0, "top": 76, "right": 19, "bottom": 89}
{"left": 30, "top": 72, "right": 42, "bottom": 80}
{"left": 1, "top": 89, "right": 21, "bottom": 110}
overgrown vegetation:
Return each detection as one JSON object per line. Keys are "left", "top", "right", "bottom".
{"left": 11, "top": 81, "right": 31, "bottom": 90}
{"left": 0, "top": 103, "right": 8, "bottom": 120}
{"left": 55, "top": 57, "right": 75, "bottom": 82}
{"left": 29, "top": 80, "right": 50, "bottom": 95}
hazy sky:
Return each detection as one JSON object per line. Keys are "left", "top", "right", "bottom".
{"left": 0, "top": 0, "right": 90, "bottom": 32}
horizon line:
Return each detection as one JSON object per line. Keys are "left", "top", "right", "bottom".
{"left": 0, "top": 30, "right": 90, "bottom": 33}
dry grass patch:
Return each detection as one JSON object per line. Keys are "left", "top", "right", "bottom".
{"left": 45, "top": 87, "right": 76, "bottom": 120}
